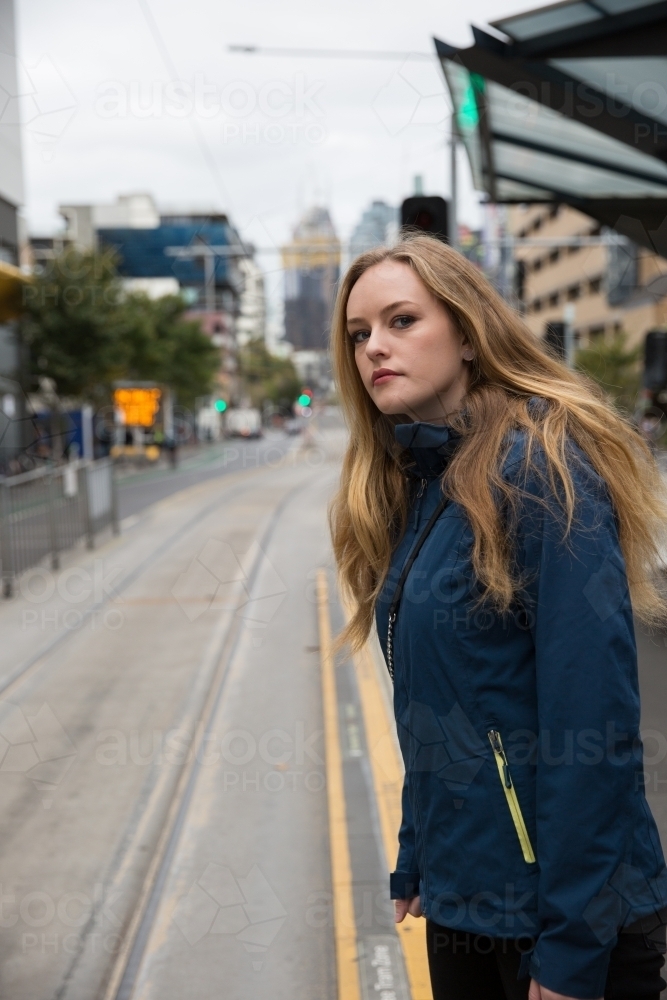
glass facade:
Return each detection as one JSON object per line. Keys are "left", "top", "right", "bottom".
{"left": 98, "top": 218, "right": 240, "bottom": 306}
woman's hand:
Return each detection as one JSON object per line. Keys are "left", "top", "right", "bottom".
{"left": 394, "top": 896, "right": 422, "bottom": 922}
{"left": 528, "top": 980, "right": 602, "bottom": 1000}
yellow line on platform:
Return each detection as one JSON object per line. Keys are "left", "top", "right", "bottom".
{"left": 316, "top": 569, "right": 362, "bottom": 1000}
{"left": 352, "top": 642, "right": 433, "bottom": 1000}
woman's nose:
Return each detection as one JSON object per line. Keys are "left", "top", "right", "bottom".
{"left": 365, "top": 327, "right": 390, "bottom": 360}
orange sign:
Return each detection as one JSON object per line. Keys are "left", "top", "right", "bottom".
{"left": 113, "top": 388, "right": 161, "bottom": 427}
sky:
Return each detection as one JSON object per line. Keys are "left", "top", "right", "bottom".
{"left": 15, "top": 0, "right": 555, "bottom": 322}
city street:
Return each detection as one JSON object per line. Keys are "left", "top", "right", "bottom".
{"left": 4, "top": 0, "right": 667, "bottom": 995}
{"left": 0, "top": 419, "right": 344, "bottom": 999}
{"left": 0, "top": 412, "right": 427, "bottom": 1000}
{"left": 0, "top": 413, "right": 664, "bottom": 999}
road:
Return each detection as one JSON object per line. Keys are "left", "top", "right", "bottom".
{"left": 115, "top": 431, "right": 299, "bottom": 521}
{"left": 0, "top": 416, "right": 664, "bottom": 1000}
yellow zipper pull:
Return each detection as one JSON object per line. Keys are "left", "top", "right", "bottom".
{"left": 487, "top": 728, "right": 536, "bottom": 865}
{"left": 488, "top": 729, "right": 502, "bottom": 754}
{"left": 489, "top": 731, "right": 513, "bottom": 789}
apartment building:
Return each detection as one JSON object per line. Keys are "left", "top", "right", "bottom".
{"left": 509, "top": 204, "right": 667, "bottom": 350}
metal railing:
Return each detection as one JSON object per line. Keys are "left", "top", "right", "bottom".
{"left": 0, "top": 459, "right": 119, "bottom": 596}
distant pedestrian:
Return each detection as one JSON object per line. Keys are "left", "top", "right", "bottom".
{"left": 330, "top": 235, "right": 667, "bottom": 1000}
{"left": 164, "top": 436, "right": 178, "bottom": 468}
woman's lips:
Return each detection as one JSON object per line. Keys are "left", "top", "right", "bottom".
{"left": 372, "top": 369, "right": 401, "bottom": 386}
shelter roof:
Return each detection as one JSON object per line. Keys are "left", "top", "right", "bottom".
{"left": 435, "top": 0, "right": 667, "bottom": 253}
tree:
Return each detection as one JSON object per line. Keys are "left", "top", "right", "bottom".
{"left": 118, "top": 294, "right": 219, "bottom": 409}
{"left": 575, "top": 332, "right": 641, "bottom": 416}
{"left": 237, "top": 339, "right": 301, "bottom": 412}
{"left": 21, "top": 248, "right": 126, "bottom": 401}
{"left": 21, "top": 248, "right": 219, "bottom": 409}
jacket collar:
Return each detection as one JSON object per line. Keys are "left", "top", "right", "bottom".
{"left": 395, "top": 422, "right": 462, "bottom": 479}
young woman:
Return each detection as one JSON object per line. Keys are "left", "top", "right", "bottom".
{"left": 329, "top": 234, "right": 667, "bottom": 1000}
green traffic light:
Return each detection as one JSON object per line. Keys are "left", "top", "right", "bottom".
{"left": 214, "top": 399, "right": 227, "bottom": 412}
{"left": 457, "top": 72, "right": 483, "bottom": 132}
{"left": 298, "top": 394, "right": 311, "bottom": 407}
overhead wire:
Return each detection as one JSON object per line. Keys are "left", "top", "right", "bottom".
{"left": 135, "top": 0, "right": 233, "bottom": 211}
{"left": 228, "top": 44, "right": 433, "bottom": 61}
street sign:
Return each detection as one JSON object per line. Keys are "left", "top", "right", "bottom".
{"left": 113, "top": 387, "right": 162, "bottom": 427}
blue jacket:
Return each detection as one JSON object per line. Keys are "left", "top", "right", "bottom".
{"left": 377, "top": 421, "right": 667, "bottom": 999}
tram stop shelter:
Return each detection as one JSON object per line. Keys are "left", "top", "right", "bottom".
{"left": 435, "top": 0, "right": 667, "bottom": 256}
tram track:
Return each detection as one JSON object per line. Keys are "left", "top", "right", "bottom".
{"left": 51, "top": 453, "right": 337, "bottom": 1000}
{"left": 0, "top": 425, "right": 345, "bottom": 1000}
{"left": 96, "top": 477, "right": 306, "bottom": 1000}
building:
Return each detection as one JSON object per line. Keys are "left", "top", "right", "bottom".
{"left": 349, "top": 200, "right": 397, "bottom": 260}
{"left": 509, "top": 204, "right": 667, "bottom": 351}
{"left": 282, "top": 207, "right": 340, "bottom": 352}
{"left": 60, "top": 193, "right": 160, "bottom": 248}
{"left": 235, "top": 256, "right": 266, "bottom": 347}
{"left": 436, "top": 0, "right": 667, "bottom": 360}
{"left": 0, "top": 0, "right": 33, "bottom": 464}
{"left": 0, "top": 0, "right": 23, "bottom": 275}
{"left": 59, "top": 194, "right": 244, "bottom": 316}
{"left": 45, "top": 192, "right": 263, "bottom": 363}
{"left": 513, "top": 206, "right": 667, "bottom": 349}
{"left": 28, "top": 193, "right": 270, "bottom": 419}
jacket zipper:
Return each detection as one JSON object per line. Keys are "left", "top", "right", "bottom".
{"left": 387, "top": 478, "right": 429, "bottom": 679}
{"left": 487, "top": 729, "right": 536, "bottom": 864}
{"left": 413, "top": 478, "right": 427, "bottom": 530}
{"left": 386, "top": 611, "right": 396, "bottom": 680}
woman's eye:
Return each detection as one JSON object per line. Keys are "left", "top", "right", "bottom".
{"left": 350, "top": 330, "right": 370, "bottom": 344}
{"left": 393, "top": 315, "right": 415, "bottom": 329}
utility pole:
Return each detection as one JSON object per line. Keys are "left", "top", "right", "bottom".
{"left": 203, "top": 250, "right": 215, "bottom": 313}
{"left": 449, "top": 112, "right": 458, "bottom": 249}
{"left": 563, "top": 303, "right": 576, "bottom": 368}
{"left": 164, "top": 241, "right": 249, "bottom": 314}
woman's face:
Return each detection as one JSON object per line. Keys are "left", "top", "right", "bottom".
{"left": 346, "top": 260, "right": 472, "bottom": 423}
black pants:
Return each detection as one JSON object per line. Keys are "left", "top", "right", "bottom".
{"left": 426, "top": 920, "right": 667, "bottom": 1000}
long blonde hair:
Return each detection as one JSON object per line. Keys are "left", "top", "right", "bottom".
{"left": 329, "top": 234, "right": 667, "bottom": 649}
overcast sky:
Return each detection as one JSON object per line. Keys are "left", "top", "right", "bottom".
{"left": 16, "top": 0, "right": 554, "bottom": 315}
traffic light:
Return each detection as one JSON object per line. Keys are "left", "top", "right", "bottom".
{"left": 401, "top": 196, "right": 449, "bottom": 243}
{"left": 298, "top": 388, "right": 313, "bottom": 407}
{"left": 544, "top": 322, "right": 566, "bottom": 360}
{"left": 214, "top": 399, "right": 228, "bottom": 413}
{"left": 644, "top": 330, "right": 667, "bottom": 391}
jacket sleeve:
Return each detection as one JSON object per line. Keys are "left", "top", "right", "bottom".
{"left": 512, "top": 450, "right": 649, "bottom": 999}
{"left": 390, "top": 773, "right": 421, "bottom": 899}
